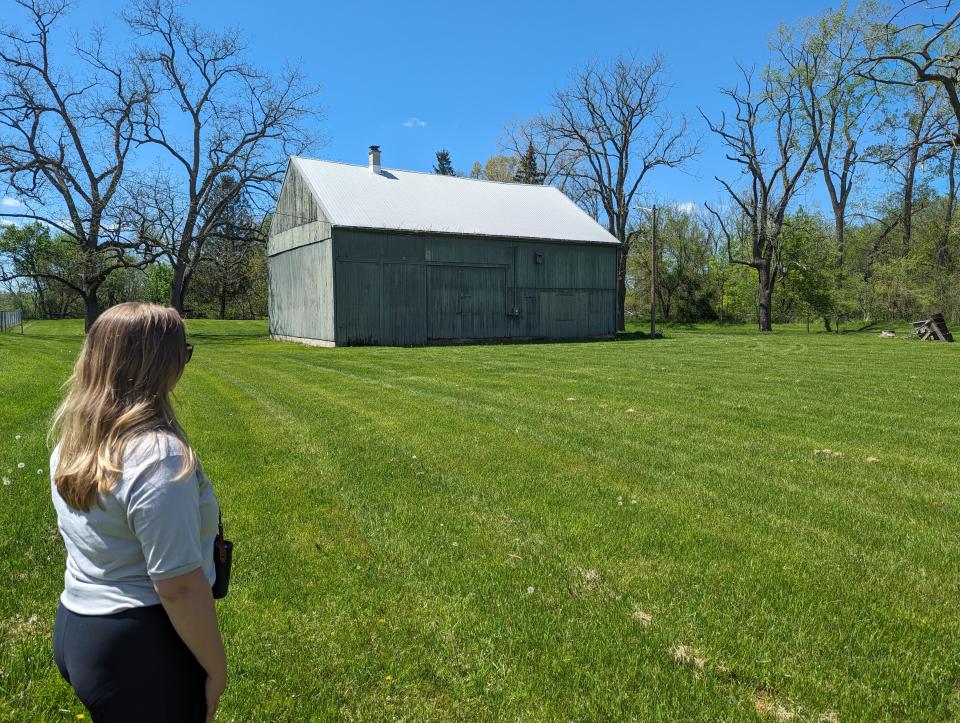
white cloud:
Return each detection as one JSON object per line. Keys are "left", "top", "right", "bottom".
{"left": 402, "top": 117, "right": 427, "bottom": 128}
{"left": 675, "top": 201, "right": 698, "bottom": 214}
{"left": 1, "top": 197, "right": 24, "bottom": 208}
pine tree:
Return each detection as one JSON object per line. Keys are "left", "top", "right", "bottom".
{"left": 513, "top": 142, "right": 543, "bottom": 183}
{"left": 433, "top": 149, "right": 455, "bottom": 176}
{"left": 514, "top": 142, "right": 543, "bottom": 184}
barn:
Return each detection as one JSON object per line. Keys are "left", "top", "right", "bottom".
{"left": 267, "top": 147, "right": 620, "bottom": 346}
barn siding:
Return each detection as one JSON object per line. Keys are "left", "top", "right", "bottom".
{"left": 268, "top": 161, "right": 336, "bottom": 342}
{"left": 331, "top": 228, "right": 617, "bottom": 345}
{"left": 269, "top": 235, "right": 335, "bottom": 343}
{"left": 270, "top": 161, "right": 325, "bottom": 237}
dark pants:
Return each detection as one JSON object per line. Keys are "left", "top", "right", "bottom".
{"left": 53, "top": 602, "right": 206, "bottom": 722}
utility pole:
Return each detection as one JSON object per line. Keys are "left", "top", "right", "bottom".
{"left": 650, "top": 205, "right": 658, "bottom": 338}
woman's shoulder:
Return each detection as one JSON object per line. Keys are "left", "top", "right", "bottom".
{"left": 123, "top": 431, "right": 194, "bottom": 480}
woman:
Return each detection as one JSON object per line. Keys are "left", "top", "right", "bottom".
{"left": 49, "top": 302, "right": 226, "bottom": 722}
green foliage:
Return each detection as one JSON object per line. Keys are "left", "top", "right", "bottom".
{"left": 3, "top": 320, "right": 959, "bottom": 719}
{"left": 433, "top": 149, "right": 455, "bottom": 176}
{"left": 185, "top": 177, "right": 268, "bottom": 319}
{"left": 514, "top": 142, "right": 544, "bottom": 184}
{"left": 626, "top": 207, "right": 720, "bottom": 323}
{"left": 777, "top": 208, "right": 839, "bottom": 321}
{"left": 0, "top": 223, "right": 84, "bottom": 318}
{"left": 467, "top": 155, "right": 518, "bottom": 183}
{"left": 144, "top": 264, "right": 174, "bottom": 304}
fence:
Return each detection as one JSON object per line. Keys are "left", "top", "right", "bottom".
{"left": 0, "top": 309, "right": 23, "bottom": 333}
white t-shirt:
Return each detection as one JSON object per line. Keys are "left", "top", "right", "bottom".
{"left": 51, "top": 432, "right": 220, "bottom": 615}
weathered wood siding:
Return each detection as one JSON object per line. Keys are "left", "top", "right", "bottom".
{"left": 268, "top": 162, "right": 335, "bottom": 342}
{"left": 270, "top": 161, "right": 323, "bottom": 237}
{"left": 332, "top": 229, "right": 617, "bottom": 346}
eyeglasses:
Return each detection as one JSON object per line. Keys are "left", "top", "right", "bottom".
{"left": 185, "top": 343, "right": 194, "bottom": 364}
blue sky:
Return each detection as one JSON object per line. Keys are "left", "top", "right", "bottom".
{"left": 6, "top": 0, "right": 851, "bottom": 212}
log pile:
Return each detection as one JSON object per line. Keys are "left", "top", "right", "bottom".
{"left": 911, "top": 313, "right": 954, "bottom": 342}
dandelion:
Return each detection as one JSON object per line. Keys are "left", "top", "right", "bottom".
{"left": 76, "top": 715, "right": 85, "bottom": 721}
{"left": 15, "top": 435, "right": 21, "bottom": 441}
{"left": 526, "top": 586, "right": 535, "bottom": 594}
{"left": 17, "top": 462, "right": 25, "bottom": 469}
{"left": 411, "top": 455, "right": 417, "bottom": 459}
{"left": 2, "top": 477, "right": 10, "bottom": 486}
{"left": 37, "top": 469, "right": 43, "bottom": 475}
{"left": 378, "top": 618, "right": 385, "bottom": 625}
{"left": 385, "top": 675, "right": 393, "bottom": 682}
{"left": 451, "top": 541, "right": 458, "bottom": 547}
{"left": 631, "top": 499, "right": 637, "bottom": 505}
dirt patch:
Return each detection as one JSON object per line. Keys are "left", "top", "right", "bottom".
{"left": 753, "top": 689, "right": 797, "bottom": 722}
{"left": 670, "top": 644, "right": 705, "bottom": 671}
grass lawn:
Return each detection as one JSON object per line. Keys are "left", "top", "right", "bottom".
{"left": 1, "top": 319, "right": 958, "bottom": 720}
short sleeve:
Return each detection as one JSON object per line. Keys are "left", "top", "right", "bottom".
{"left": 126, "top": 455, "right": 203, "bottom": 581}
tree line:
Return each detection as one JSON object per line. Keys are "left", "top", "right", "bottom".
{"left": 0, "top": 0, "right": 319, "bottom": 329}
{"left": 442, "top": 1, "right": 960, "bottom": 332}
{"left": 2, "top": 0, "right": 959, "bottom": 332}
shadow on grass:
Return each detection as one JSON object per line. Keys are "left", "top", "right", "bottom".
{"left": 615, "top": 330, "right": 663, "bottom": 341}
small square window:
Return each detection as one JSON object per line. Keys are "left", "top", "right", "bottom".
{"left": 534, "top": 252, "right": 544, "bottom": 264}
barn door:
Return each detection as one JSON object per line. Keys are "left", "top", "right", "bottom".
{"left": 382, "top": 263, "right": 426, "bottom": 345}
{"left": 427, "top": 265, "right": 508, "bottom": 340}
{"left": 335, "top": 260, "right": 381, "bottom": 344}
{"left": 541, "top": 291, "right": 590, "bottom": 338}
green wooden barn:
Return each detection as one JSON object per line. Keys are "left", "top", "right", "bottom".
{"left": 268, "top": 147, "right": 620, "bottom": 346}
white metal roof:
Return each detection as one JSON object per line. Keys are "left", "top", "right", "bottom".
{"left": 290, "top": 156, "right": 620, "bottom": 245}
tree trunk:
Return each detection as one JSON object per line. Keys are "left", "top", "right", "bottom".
{"left": 83, "top": 292, "right": 100, "bottom": 332}
{"left": 939, "top": 145, "right": 957, "bottom": 271}
{"left": 902, "top": 146, "right": 918, "bottom": 255}
{"left": 169, "top": 263, "right": 187, "bottom": 313}
{"left": 834, "top": 209, "right": 845, "bottom": 275}
{"left": 757, "top": 262, "right": 774, "bottom": 332}
{"left": 823, "top": 316, "right": 832, "bottom": 333}
{"left": 219, "top": 286, "right": 227, "bottom": 320}
{"left": 616, "top": 247, "right": 627, "bottom": 332}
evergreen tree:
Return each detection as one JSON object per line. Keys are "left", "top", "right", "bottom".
{"left": 514, "top": 142, "right": 543, "bottom": 184}
{"left": 433, "top": 149, "right": 455, "bottom": 176}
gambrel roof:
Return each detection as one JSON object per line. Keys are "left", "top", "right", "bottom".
{"left": 288, "top": 156, "right": 620, "bottom": 245}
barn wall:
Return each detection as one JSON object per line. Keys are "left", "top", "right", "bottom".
{"left": 268, "top": 162, "right": 335, "bottom": 342}
{"left": 268, "top": 238, "right": 335, "bottom": 342}
{"left": 270, "top": 160, "right": 324, "bottom": 237}
{"left": 333, "top": 229, "right": 617, "bottom": 345}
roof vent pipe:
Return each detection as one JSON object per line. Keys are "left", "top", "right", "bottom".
{"left": 368, "top": 145, "right": 381, "bottom": 175}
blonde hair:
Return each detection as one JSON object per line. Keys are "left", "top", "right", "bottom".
{"left": 50, "top": 302, "right": 195, "bottom": 511}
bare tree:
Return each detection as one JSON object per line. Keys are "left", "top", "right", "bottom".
{"left": 861, "top": 1, "right": 960, "bottom": 132}
{"left": 775, "top": 5, "right": 885, "bottom": 266}
{"left": 868, "top": 83, "right": 948, "bottom": 254}
{"left": 703, "top": 66, "right": 819, "bottom": 332}
{"left": 501, "top": 118, "right": 600, "bottom": 215}
{"left": 773, "top": 4, "right": 886, "bottom": 330}
{"left": 504, "top": 54, "right": 698, "bottom": 330}
{"left": 0, "top": 0, "right": 154, "bottom": 329}
{"left": 125, "top": 0, "right": 320, "bottom": 313}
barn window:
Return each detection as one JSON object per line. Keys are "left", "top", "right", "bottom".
{"left": 534, "top": 252, "right": 544, "bottom": 264}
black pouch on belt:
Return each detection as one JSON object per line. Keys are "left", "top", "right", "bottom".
{"left": 212, "top": 512, "right": 233, "bottom": 600}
